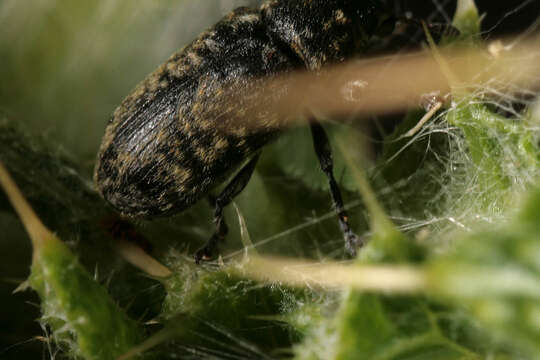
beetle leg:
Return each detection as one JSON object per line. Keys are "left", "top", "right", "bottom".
{"left": 309, "top": 119, "right": 362, "bottom": 256}
{"left": 195, "top": 153, "right": 261, "bottom": 264}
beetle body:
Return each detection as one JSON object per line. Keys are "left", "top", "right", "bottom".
{"left": 94, "top": 0, "right": 389, "bottom": 220}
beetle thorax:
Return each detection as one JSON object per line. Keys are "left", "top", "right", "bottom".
{"left": 261, "top": 0, "right": 387, "bottom": 70}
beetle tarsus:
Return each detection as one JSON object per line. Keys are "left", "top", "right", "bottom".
{"left": 194, "top": 154, "right": 260, "bottom": 263}
{"left": 195, "top": 234, "right": 221, "bottom": 264}
{"left": 343, "top": 227, "right": 362, "bottom": 257}
{"left": 194, "top": 205, "right": 228, "bottom": 264}
{"left": 339, "top": 210, "right": 363, "bottom": 256}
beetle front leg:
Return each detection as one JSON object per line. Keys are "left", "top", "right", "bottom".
{"left": 309, "top": 119, "right": 362, "bottom": 256}
{"left": 195, "top": 153, "right": 261, "bottom": 264}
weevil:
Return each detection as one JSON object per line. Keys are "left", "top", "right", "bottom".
{"left": 94, "top": 0, "right": 396, "bottom": 263}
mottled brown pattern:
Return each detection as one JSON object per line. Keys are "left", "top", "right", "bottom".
{"left": 94, "top": 1, "right": 391, "bottom": 218}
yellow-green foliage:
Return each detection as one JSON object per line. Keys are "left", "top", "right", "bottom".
{"left": 29, "top": 236, "right": 143, "bottom": 360}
